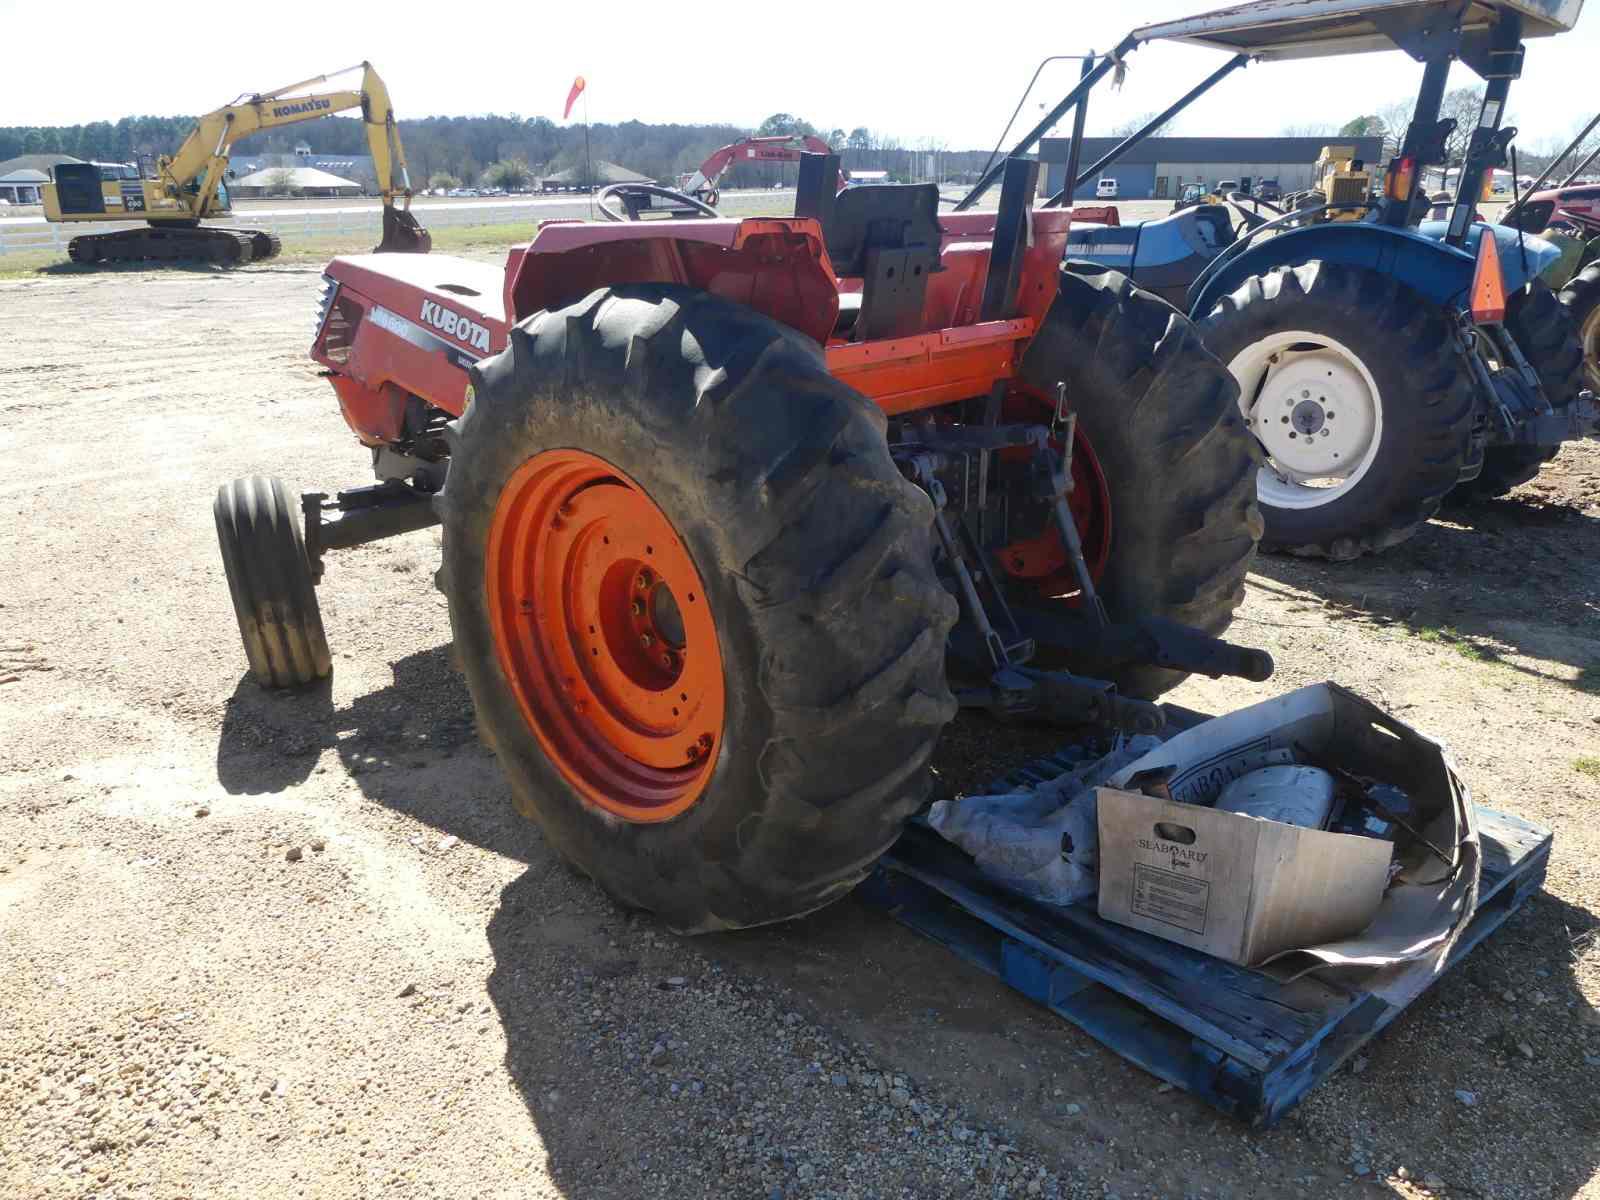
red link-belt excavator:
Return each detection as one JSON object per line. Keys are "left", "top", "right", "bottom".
{"left": 676, "top": 134, "right": 845, "bottom": 207}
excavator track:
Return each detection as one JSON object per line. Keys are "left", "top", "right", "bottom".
{"left": 244, "top": 230, "right": 284, "bottom": 262}
{"left": 66, "top": 226, "right": 258, "bottom": 267}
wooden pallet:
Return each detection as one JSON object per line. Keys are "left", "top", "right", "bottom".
{"left": 861, "top": 807, "right": 1550, "bottom": 1127}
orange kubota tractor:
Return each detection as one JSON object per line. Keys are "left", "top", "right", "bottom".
{"left": 215, "top": 152, "right": 1269, "bottom": 932}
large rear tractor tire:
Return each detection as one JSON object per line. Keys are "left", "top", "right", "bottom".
{"left": 1560, "top": 258, "right": 1600, "bottom": 395}
{"left": 1449, "top": 279, "right": 1581, "bottom": 502}
{"left": 1200, "top": 261, "right": 1475, "bottom": 560}
{"left": 1016, "top": 262, "right": 1263, "bottom": 700}
{"left": 438, "top": 285, "right": 958, "bottom": 932}
{"left": 214, "top": 476, "right": 331, "bottom": 689}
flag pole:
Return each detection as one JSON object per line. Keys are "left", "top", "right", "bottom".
{"left": 583, "top": 89, "right": 593, "bottom": 220}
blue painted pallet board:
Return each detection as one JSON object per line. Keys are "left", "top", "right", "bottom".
{"left": 861, "top": 807, "right": 1550, "bottom": 1127}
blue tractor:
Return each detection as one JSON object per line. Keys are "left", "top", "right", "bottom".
{"left": 959, "top": 0, "right": 1595, "bottom": 559}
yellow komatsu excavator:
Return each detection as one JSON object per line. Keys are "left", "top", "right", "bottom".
{"left": 42, "top": 62, "right": 430, "bottom": 266}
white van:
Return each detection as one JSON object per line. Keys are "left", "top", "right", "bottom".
{"left": 1095, "top": 177, "right": 1119, "bottom": 199}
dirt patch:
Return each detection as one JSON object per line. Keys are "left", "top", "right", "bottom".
{"left": 2, "top": 263, "right": 1598, "bottom": 1199}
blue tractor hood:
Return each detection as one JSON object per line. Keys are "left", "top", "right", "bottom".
{"left": 1414, "top": 220, "right": 1560, "bottom": 293}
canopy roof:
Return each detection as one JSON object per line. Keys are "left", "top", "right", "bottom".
{"left": 1134, "top": 0, "right": 1582, "bottom": 59}
{"left": 542, "top": 160, "right": 651, "bottom": 184}
{"left": 234, "top": 166, "right": 361, "bottom": 189}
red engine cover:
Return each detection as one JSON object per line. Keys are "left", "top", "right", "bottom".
{"left": 311, "top": 250, "right": 521, "bottom": 438}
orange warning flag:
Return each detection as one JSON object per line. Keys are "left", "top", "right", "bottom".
{"left": 564, "top": 76, "right": 586, "bottom": 120}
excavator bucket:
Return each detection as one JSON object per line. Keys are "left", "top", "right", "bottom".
{"left": 376, "top": 206, "right": 432, "bottom": 254}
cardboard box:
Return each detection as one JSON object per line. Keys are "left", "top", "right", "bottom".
{"left": 1095, "top": 786, "right": 1394, "bottom": 966}
{"left": 1095, "top": 683, "right": 1479, "bottom": 981}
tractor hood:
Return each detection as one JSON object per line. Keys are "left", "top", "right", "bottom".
{"left": 1413, "top": 221, "right": 1561, "bottom": 292}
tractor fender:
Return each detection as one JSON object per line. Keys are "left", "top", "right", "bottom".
{"left": 1186, "top": 221, "right": 1559, "bottom": 320}
{"left": 1186, "top": 222, "right": 1475, "bottom": 319}
{"left": 1413, "top": 220, "right": 1561, "bottom": 293}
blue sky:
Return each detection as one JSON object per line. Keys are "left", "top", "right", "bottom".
{"left": 4, "top": 1, "right": 1597, "bottom": 154}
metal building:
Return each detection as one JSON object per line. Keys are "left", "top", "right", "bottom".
{"left": 1040, "top": 135, "right": 1384, "bottom": 200}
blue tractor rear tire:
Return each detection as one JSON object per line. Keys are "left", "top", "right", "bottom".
{"left": 1200, "top": 260, "right": 1474, "bottom": 560}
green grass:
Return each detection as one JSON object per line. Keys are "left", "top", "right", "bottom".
{"left": 1413, "top": 624, "right": 1499, "bottom": 663}
{"left": 0, "top": 250, "right": 68, "bottom": 279}
{"left": 1575, "top": 757, "right": 1600, "bottom": 780}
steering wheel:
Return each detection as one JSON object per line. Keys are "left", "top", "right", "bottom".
{"left": 596, "top": 182, "right": 720, "bottom": 222}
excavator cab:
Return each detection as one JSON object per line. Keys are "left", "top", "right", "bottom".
{"left": 50, "top": 163, "right": 107, "bottom": 215}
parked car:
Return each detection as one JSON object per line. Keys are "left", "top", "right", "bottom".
{"left": 1095, "top": 177, "right": 1119, "bottom": 199}
{"left": 1215, "top": 178, "right": 1240, "bottom": 195}
{"left": 1257, "top": 178, "right": 1282, "bottom": 202}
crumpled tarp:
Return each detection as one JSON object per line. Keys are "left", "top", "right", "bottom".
{"left": 925, "top": 735, "right": 1164, "bottom": 906}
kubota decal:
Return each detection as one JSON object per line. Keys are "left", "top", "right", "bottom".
{"left": 420, "top": 300, "right": 492, "bottom": 354}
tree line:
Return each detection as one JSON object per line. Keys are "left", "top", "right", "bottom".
{"left": 17, "top": 93, "right": 1586, "bottom": 193}
{"left": 0, "top": 111, "right": 992, "bottom": 189}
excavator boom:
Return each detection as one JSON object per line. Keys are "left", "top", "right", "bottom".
{"left": 678, "top": 134, "right": 844, "bottom": 203}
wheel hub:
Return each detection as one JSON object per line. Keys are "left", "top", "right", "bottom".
{"left": 485, "top": 450, "right": 725, "bottom": 822}
{"left": 1232, "top": 334, "right": 1383, "bottom": 509}
{"left": 1290, "top": 398, "right": 1325, "bottom": 435}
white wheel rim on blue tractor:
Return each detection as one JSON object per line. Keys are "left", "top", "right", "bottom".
{"left": 1228, "top": 329, "right": 1383, "bottom": 510}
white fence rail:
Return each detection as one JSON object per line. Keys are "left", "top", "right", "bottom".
{"left": 0, "top": 199, "right": 561, "bottom": 258}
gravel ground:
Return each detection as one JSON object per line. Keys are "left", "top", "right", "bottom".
{"left": 1, "top": 261, "right": 1598, "bottom": 1199}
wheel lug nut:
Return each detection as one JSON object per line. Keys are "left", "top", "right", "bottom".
{"left": 661, "top": 653, "right": 673, "bottom": 668}
{"left": 637, "top": 569, "right": 653, "bottom": 588}
{"left": 631, "top": 600, "right": 643, "bottom": 616}
{"left": 640, "top": 633, "right": 654, "bottom": 648}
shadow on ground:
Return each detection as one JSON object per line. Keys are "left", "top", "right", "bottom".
{"left": 205, "top": 497, "right": 1600, "bottom": 1196}
{"left": 1249, "top": 487, "right": 1600, "bottom": 689}
{"left": 34, "top": 257, "right": 327, "bottom": 277}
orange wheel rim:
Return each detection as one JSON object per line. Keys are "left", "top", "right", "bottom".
{"left": 486, "top": 449, "right": 725, "bottom": 822}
